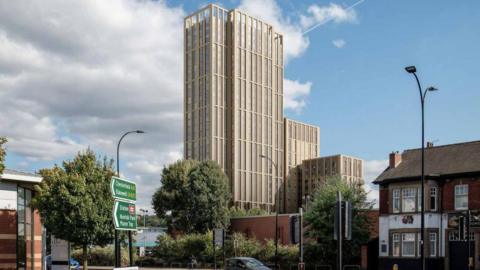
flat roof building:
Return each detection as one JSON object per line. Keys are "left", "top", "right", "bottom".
{"left": 283, "top": 118, "right": 319, "bottom": 213}
{"left": 184, "top": 4, "right": 284, "bottom": 211}
{"left": 0, "top": 169, "right": 43, "bottom": 270}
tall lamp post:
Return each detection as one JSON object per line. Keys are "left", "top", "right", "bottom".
{"left": 259, "top": 154, "right": 279, "bottom": 270}
{"left": 116, "top": 130, "right": 145, "bottom": 267}
{"left": 405, "top": 66, "right": 437, "bottom": 270}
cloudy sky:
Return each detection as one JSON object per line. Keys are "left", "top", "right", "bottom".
{"left": 1, "top": 0, "right": 479, "bottom": 210}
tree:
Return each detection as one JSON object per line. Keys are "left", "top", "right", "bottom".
{"left": 32, "top": 149, "right": 115, "bottom": 270}
{"left": 152, "top": 160, "right": 230, "bottom": 234}
{"left": 228, "top": 206, "right": 268, "bottom": 218}
{"left": 304, "top": 175, "right": 373, "bottom": 267}
{"left": 0, "top": 137, "right": 7, "bottom": 174}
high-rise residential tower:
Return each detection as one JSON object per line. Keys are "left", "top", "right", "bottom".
{"left": 184, "top": 4, "right": 284, "bottom": 211}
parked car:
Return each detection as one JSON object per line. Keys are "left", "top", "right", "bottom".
{"left": 45, "top": 255, "right": 80, "bottom": 270}
{"left": 225, "top": 257, "right": 271, "bottom": 270}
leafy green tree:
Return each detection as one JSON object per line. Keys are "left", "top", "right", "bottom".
{"left": 32, "top": 149, "right": 115, "bottom": 270}
{"left": 138, "top": 215, "right": 166, "bottom": 227}
{"left": 228, "top": 207, "right": 268, "bottom": 218}
{"left": 0, "top": 137, "right": 7, "bottom": 174}
{"left": 152, "top": 160, "right": 230, "bottom": 233}
{"left": 304, "top": 175, "right": 373, "bottom": 267}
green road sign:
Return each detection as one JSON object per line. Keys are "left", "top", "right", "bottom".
{"left": 111, "top": 176, "right": 136, "bottom": 202}
{"left": 113, "top": 200, "right": 137, "bottom": 230}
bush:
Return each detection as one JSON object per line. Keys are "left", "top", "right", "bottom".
{"left": 152, "top": 232, "right": 299, "bottom": 268}
{"left": 72, "top": 245, "right": 137, "bottom": 266}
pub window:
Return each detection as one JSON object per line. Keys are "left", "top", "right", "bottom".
{"left": 454, "top": 184, "right": 468, "bottom": 210}
{"left": 402, "top": 188, "right": 416, "bottom": 213}
{"left": 429, "top": 232, "right": 437, "bottom": 257}
{"left": 392, "top": 189, "right": 400, "bottom": 213}
{"left": 392, "top": 233, "right": 400, "bottom": 257}
{"left": 430, "top": 187, "right": 437, "bottom": 211}
{"left": 417, "top": 187, "right": 422, "bottom": 211}
{"left": 402, "top": 233, "right": 416, "bottom": 257}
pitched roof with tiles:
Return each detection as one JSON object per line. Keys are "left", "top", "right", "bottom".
{"left": 374, "top": 140, "right": 480, "bottom": 184}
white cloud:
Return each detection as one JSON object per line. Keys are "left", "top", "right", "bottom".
{"left": 363, "top": 159, "right": 389, "bottom": 208}
{"left": 300, "top": 3, "right": 357, "bottom": 30}
{"left": 283, "top": 79, "right": 312, "bottom": 113}
{"left": 332, "top": 39, "right": 346, "bottom": 48}
{"left": 0, "top": 0, "right": 185, "bottom": 209}
{"left": 0, "top": 0, "right": 363, "bottom": 210}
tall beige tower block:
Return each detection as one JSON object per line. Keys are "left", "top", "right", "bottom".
{"left": 184, "top": 4, "right": 284, "bottom": 211}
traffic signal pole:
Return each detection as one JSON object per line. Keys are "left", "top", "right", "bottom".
{"left": 337, "top": 192, "right": 342, "bottom": 270}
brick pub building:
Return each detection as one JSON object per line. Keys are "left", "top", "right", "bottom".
{"left": 0, "top": 169, "right": 43, "bottom": 270}
{"left": 374, "top": 140, "right": 480, "bottom": 270}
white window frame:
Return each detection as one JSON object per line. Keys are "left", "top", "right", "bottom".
{"left": 430, "top": 187, "right": 437, "bottom": 211}
{"left": 402, "top": 188, "right": 417, "bottom": 213}
{"left": 429, "top": 232, "right": 437, "bottom": 257}
{"left": 392, "top": 233, "right": 401, "bottom": 257}
{"left": 417, "top": 187, "right": 423, "bottom": 211}
{"left": 454, "top": 184, "right": 469, "bottom": 210}
{"left": 402, "top": 233, "right": 416, "bottom": 257}
{"left": 392, "top": 189, "right": 400, "bottom": 213}
{"left": 417, "top": 232, "right": 421, "bottom": 257}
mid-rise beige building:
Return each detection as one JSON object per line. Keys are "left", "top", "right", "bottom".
{"left": 300, "top": 155, "right": 364, "bottom": 199}
{"left": 283, "top": 118, "right": 320, "bottom": 213}
{"left": 184, "top": 4, "right": 284, "bottom": 211}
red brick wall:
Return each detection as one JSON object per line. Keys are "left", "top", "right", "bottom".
{"left": 363, "top": 210, "right": 379, "bottom": 239}
{"left": 0, "top": 210, "right": 17, "bottom": 270}
{"left": 33, "top": 210, "right": 43, "bottom": 270}
{"left": 230, "top": 215, "right": 292, "bottom": 245}
{"left": 379, "top": 187, "right": 389, "bottom": 215}
{"left": 442, "top": 177, "right": 480, "bottom": 211}
{"left": 469, "top": 179, "right": 480, "bottom": 209}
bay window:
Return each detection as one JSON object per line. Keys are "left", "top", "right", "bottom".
{"left": 392, "top": 233, "right": 400, "bottom": 257}
{"left": 402, "top": 233, "right": 416, "bottom": 257}
{"left": 402, "top": 188, "right": 416, "bottom": 213}
{"left": 430, "top": 187, "right": 437, "bottom": 211}
{"left": 429, "top": 232, "right": 437, "bottom": 257}
{"left": 392, "top": 189, "right": 400, "bottom": 213}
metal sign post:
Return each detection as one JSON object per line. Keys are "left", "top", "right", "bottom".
{"left": 213, "top": 228, "right": 225, "bottom": 270}
{"left": 111, "top": 176, "right": 137, "bottom": 268}
{"left": 334, "top": 193, "right": 352, "bottom": 270}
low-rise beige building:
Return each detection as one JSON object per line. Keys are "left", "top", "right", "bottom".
{"left": 285, "top": 154, "right": 364, "bottom": 212}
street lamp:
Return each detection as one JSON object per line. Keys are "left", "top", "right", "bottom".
{"left": 116, "top": 130, "right": 145, "bottom": 267}
{"left": 405, "top": 66, "right": 437, "bottom": 270}
{"left": 259, "top": 154, "right": 279, "bottom": 270}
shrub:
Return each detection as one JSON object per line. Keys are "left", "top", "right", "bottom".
{"left": 72, "top": 245, "right": 137, "bottom": 266}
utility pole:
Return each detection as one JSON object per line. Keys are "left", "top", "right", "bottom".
{"left": 336, "top": 192, "right": 342, "bottom": 270}
{"left": 467, "top": 210, "right": 472, "bottom": 270}
{"left": 299, "top": 207, "right": 304, "bottom": 263}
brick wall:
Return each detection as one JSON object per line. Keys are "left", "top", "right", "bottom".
{"left": 33, "top": 210, "right": 43, "bottom": 270}
{"left": 379, "top": 187, "right": 389, "bottom": 215}
{"left": 230, "top": 215, "right": 292, "bottom": 245}
{"left": 442, "top": 177, "right": 480, "bottom": 211}
{"left": 0, "top": 209, "right": 17, "bottom": 270}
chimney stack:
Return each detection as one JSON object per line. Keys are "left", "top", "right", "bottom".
{"left": 389, "top": 151, "right": 402, "bottom": 168}
{"left": 426, "top": 142, "right": 434, "bottom": 148}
